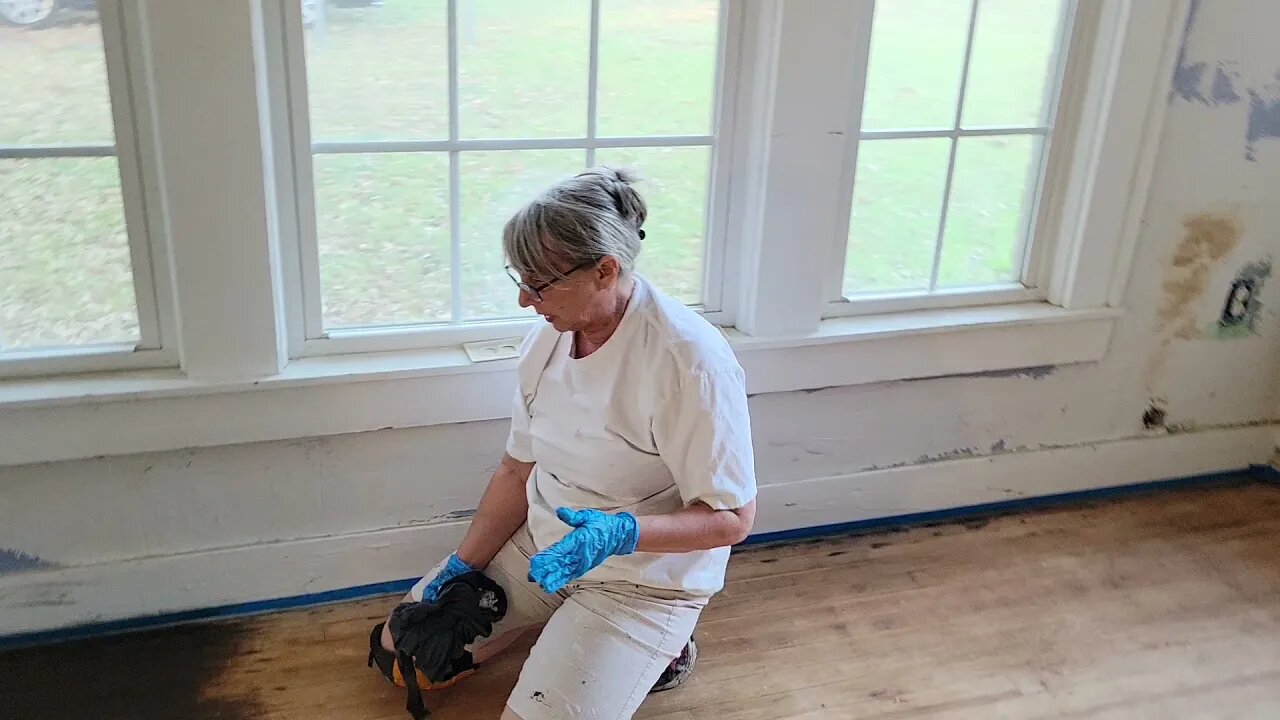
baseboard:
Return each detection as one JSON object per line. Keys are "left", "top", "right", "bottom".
{"left": 744, "top": 472, "right": 1254, "bottom": 547}
{"left": 749, "top": 424, "right": 1272, "bottom": 535}
{"left": 0, "top": 521, "right": 469, "bottom": 647}
{"left": 2, "top": 424, "right": 1274, "bottom": 649}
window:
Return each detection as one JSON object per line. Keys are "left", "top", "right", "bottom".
{"left": 0, "top": 0, "right": 169, "bottom": 376}
{"left": 832, "top": 0, "right": 1073, "bottom": 314}
{"left": 4, "top": 0, "right": 1181, "bottom": 464}
{"left": 283, "top": 0, "right": 730, "bottom": 352}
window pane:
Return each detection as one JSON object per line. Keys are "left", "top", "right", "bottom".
{"left": 860, "top": 0, "right": 973, "bottom": 131}
{"left": 303, "top": 2, "right": 448, "bottom": 141}
{"left": 458, "top": 0, "right": 589, "bottom": 139}
{"left": 961, "top": 0, "right": 1068, "bottom": 128}
{"left": 594, "top": 147, "right": 711, "bottom": 305}
{"left": 460, "top": 150, "right": 584, "bottom": 320}
{"left": 843, "top": 139, "right": 951, "bottom": 295}
{"left": 937, "top": 136, "right": 1040, "bottom": 288}
{"left": 315, "top": 153, "right": 451, "bottom": 328}
{"left": 0, "top": 7, "right": 116, "bottom": 145}
{"left": 597, "top": 0, "right": 718, "bottom": 137}
{"left": 0, "top": 158, "right": 138, "bottom": 350}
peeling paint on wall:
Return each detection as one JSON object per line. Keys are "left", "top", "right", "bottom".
{"left": 1211, "top": 65, "right": 1243, "bottom": 105}
{"left": 913, "top": 447, "right": 980, "bottom": 465}
{"left": 1215, "top": 259, "right": 1271, "bottom": 338}
{"left": 0, "top": 549, "right": 59, "bottom": 574}
{"left": 903, "top": 365, "right": 1057, "bottom": 384}
{"left": 1142, "top": 402, "right": 1168, "bottom": 431}
{"left": 1169, "top": 0, "right": 1206, "bottom": 104}
{"left": 965, "top": 366, "right": 1057, "bottom": 381}
{"left": 1169, "top": 0, "right": 1280, "bottom": 161}
{"left": 1173, "top": 59, "right": 1243, "bottom": 108}
{"left": 1246, "top": 87, "right": 1280, "bottom": 161}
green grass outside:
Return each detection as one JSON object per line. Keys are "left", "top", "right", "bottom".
{"left": 0, "top": 0, "right": 1064, "bottom": 349}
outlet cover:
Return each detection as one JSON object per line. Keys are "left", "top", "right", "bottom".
{"left": 463, "top": 337, "right": 523, "bottom": 363}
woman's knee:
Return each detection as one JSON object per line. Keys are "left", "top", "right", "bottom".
{"left": 471, "top": 624, "right": 540, "bottom": 665}
{"left": 378, "top": 591, "right": 415, "bottom": 651}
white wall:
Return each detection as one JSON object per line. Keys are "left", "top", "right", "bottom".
{"left": 3, "top": 0, "right": 1280, "bottom": 635}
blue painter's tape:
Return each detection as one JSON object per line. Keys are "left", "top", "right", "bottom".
{"left": 1250, "top": 463, "right": 1280, "bottom": 485}
{"left": 2, "top": 466, "right": 1273, "bottom": 651}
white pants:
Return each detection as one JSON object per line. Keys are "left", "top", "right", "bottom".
{"left": 410, "top": 526, "right": 707, "bottom": 720}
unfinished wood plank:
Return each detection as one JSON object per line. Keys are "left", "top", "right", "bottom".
{"left": 1, "top": 482, "right": 1278, "bottom": 720}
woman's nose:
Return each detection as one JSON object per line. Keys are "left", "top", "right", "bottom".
{"left": 517, "top": 288, "right": 536, "bottom": 308}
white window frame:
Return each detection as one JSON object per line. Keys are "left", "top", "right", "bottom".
{"left": 271, "top": 0, "right": 743, "bottom": 358}
{"left": 0, "top": 0, "right": 176, "bottom": 379}
{"left": 727, "top": 0, "right": 1181, "bottom": 338}
{"left": 823, "top": 0, "right": 1077, "bottom": 318}
{"left": 0, "top": 0, "right": 1189, "bottom": 467}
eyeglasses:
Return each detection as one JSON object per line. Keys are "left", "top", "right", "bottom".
{"left": 504, "top": 260, "right": 595, "bottom": 303}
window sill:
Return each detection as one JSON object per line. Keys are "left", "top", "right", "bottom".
{"left": 0, "top": 303, "right": 1117, "bottom": 467}
{"left": 727, "top": 302, "right": 1119, "bottom": 394}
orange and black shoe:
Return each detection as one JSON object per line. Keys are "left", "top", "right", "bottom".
{"left": 650, "top": 637, "right": 697, "bottom": 694}
{"left": 367, "top": 622, "right": 477, "bottom": 691}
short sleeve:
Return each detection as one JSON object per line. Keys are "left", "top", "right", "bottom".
{"left": 505, "top": 325, "right": 555, "bottom": 463}
{"left": 652, "top": 368, "right": 757, "bottom": 510}
{"left": 505, "top": 383, "right": 535, "bottom": 462}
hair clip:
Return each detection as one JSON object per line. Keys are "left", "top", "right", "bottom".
{"left": 638, "top": 229, "right": 646, "bottom": 240}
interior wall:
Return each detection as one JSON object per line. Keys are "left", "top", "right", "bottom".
{"left": 3, "top": 0, "right": 1280, "bottom": 634}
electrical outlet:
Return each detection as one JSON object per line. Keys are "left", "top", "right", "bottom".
{"left": 463, "top": 337, "right": 523, "bottom": 363}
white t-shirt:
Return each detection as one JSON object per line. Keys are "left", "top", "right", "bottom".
{"left": 505, "top": 275, "right": 757, "bottom": 597}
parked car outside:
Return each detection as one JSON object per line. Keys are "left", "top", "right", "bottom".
{"left": 0, "top": 0, "right": 383, "bottom": 29}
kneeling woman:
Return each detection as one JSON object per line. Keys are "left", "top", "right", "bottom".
{"left": 375, "top": 167, "right": 757, "bottom": 720}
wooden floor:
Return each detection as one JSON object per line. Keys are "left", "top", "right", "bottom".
{"left": 4, "top": 482, "right": 1280, "bottom": 719}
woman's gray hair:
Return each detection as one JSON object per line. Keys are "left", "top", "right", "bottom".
{"left": 503, "top": 166, "right": 648, "bottom": 281}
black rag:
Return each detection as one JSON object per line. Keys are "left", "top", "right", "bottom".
{"left": 387, "top": 571, "right": 508, "bottom": 720}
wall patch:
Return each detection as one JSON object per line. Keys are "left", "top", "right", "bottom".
{"left": 0, "top": 549, "right": 58, "bottom": 574}
{"left": 1216, "top": 259, "right": 1271, "bottom": 338}
{"left": 1246, "top": 88, "right": 1280, "bottom": 161}
{"left": 1157, "top": 212, "right": 1242, "bottom": 339}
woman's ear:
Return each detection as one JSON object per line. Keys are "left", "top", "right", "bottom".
{"left": 596, "top": 256, "right": 622, "bottom": 287}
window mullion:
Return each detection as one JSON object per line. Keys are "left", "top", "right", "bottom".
{"left": 1018, "top": 0, "right": 1078, "bottom": 288}
{"left": 700, "top": 0, "right": 744, "bottom": 317}
{"left": 260, "top": 0, "right": 313, "bottom": 360}
{"left": 927, "top": 0, "right": 982, "bottom": 292}
{"left": 99, "top": 0, "right": 169, "bottom": 352}
{"left": 586, "top": 0, "right": 600, "bottom": 168}
{"left": 264, "top": 0, "right": 320, "bottom": 353}
{"left": 447, "top": 0, "right": 462, "bottom": 324}
{"left": 824, "top": 0, "right": 876, "bottom": 306}
{"left": 145, "top": 0, "right": 288, "bottom": 380}
{"left": 734, "top": 0, "right": 871, "bottom": 337}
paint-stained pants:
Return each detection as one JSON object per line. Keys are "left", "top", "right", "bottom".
{"left": 410, "top": 525, "right": 706, "bottom": 720}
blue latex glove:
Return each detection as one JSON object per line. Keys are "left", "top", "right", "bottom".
{"left": 528, "top": 508, "right": 640, "bottom": 594}
{"left": 420, "top": 553, "right": 475, "bottom": 603}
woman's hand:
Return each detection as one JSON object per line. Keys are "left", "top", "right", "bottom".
{"left": 418, "top": 553, "right": 475, "bottom": 603}
{"left": 527, "top": 508, "right": 640, "bottom": 594}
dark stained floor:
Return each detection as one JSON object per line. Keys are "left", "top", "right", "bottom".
{"left": 3, "top": 480, "right": 1279, "bottom": 719}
